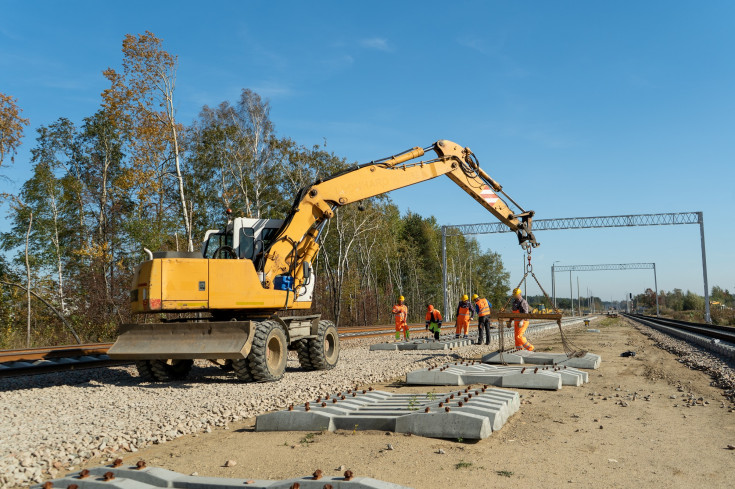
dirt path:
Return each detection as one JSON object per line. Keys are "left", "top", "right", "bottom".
{"left": 95, "top": 318, "right": 735, "bottom": 488}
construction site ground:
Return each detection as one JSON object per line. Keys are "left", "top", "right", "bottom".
{"left": 94, "top": 318, "right": 735, "bottom": 488}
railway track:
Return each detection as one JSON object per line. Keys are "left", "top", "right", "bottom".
{"left": 623, "top": 313, "right": 735, "bottom": 359}
{"left": 0, "top": 322, "right": 454, "bottom": 378}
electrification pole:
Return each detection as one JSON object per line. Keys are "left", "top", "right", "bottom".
{"left": 569, "top": 271, "right": 573, "bottom": 317}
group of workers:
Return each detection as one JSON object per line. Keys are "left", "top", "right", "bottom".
{"left": 391, "top": 289, "right": 534, "bottom": 351}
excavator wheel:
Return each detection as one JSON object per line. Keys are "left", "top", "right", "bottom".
{"left": 135, "top": 359, "right": 193, "bottom": 382}
{"left": 305, "top": 320, "right": 339, "bottom": 370}
{"left": 232, "top": 357, "right": 255, "bottom": 382}
{"left": 134, "top": 361, "right": 156, "bottom": 381}
{"left": 294, "top": 339, "right": 316, "bottom": 371}
{"left": 248, "top": 320, "right": 288, "bottom": 382}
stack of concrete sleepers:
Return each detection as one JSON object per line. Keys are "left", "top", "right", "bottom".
{"left": 406, "top": 362, "right": 588, "bottom": 389}
{"left": 33, "top": 465, "right": 412, "bottom": 489}
{"left": 369, "top": 336, "right": 473, "bottom": 351}
{"left": 255, "top": 388, "right": 520, "bottom": 440}
{"left": 482, "top": 349, "right": 601, "bottom": 369}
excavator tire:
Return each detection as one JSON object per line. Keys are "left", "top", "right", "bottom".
{"left": 248, "top": 320, "right": 288, "bottom": 382}
{"left": 136, "top": 359, "right": 193, "bottom": 382}
{"left": 232, "top": 357, "right": 255, "bottom": 382}
{"left": 134, "top": 360, "right": 156, "bottom": 381}
{"left": 294, "top": 339, "right": 316, "bottom": 371}
{"left": 305, "top": 320, "right": 339, "bottom": 370}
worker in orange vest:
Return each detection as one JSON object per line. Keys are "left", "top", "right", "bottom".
{"left": 454, "top": 294, "right": 473, "bottom": 338}
{"left": 511, "top": 288, "right": 534, "bottom": 351}
{"left": 392, "top": 295, "right": 409, "bottom": 341}
{"left": 472, "top": 294, "right": 492, "bottom": 345}
{"left": 425, "top": 304, "right": 443, "bottom": 341}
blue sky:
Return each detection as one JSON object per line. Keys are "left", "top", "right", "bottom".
{"left": 1, "top": 0, "right": 733, "bottom": 302}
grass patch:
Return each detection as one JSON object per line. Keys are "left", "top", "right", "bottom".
{"left": 496, "top": 470, "right": 514, "bottom": 477}
{"left": 455, "top": 460, "right": 473, "bottom": 469}
{"left": 299, "top": 432, "right": 320, "bottom": 446}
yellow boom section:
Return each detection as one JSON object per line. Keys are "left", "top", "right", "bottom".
{"left": 263, "top": 139, "right": 536, "bottom": 296}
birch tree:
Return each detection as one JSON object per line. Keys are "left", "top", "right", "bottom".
{"left": 0, "top": 92, "right": 29, "bottom": 166}
{"left": 102, "top": 31, "right": 192, "bottom": 251}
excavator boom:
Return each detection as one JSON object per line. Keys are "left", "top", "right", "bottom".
{"left": 263, "top": 139, "right": 537, "bottom": 295}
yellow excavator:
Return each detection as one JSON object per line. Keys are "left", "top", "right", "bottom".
{"left": 108, "top": 139, "right": 539, "bottom": 382}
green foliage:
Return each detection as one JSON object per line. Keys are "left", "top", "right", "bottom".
{"left": 0, "top": 92, "right": 30, "bottom": 166}
{"left": 455, "top": 460, "right": 472, "bottom": 469}
{"left": 0, "top": 31, "right": 515, "bottom": 346}
{"left": 299, "top": 432, "right": 320, "bottom": 446}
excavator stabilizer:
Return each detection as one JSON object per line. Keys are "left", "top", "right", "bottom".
{"left": 107, "top": 321, "right": 255, "bottom": 360}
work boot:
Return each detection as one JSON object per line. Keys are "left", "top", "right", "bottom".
{"left": 454, "top": 334, "right": 460, "bottom": 339}
{"left": 463, "top": 334, "right": 469, "bottom": 339}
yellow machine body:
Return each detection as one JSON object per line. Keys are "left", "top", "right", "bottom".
{"left": 110, "top": 139, "right": 538, "bottom": 366}
{"left": 128, "top": 258, "right": 309, "bottom": 314}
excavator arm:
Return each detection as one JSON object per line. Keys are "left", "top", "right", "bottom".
{"left": 262, "top": 139, "right": 538, "bottom": 293}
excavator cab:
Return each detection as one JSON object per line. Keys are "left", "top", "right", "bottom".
{"left": 201, "top": 218, "right": 315, "bottom": 302}
{"left": 202, "top": 218, "right": 283, "bottom": 263}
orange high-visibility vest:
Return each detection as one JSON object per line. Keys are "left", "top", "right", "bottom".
{"left": 457, "top": 304, "right": 471, "bottom": 325}
{"left": 475, "top": 298, "right": 490, "bottom": 317}
{"left": 426, "top": 309, "right": 442, "bottom": 323}
{"left": 392, "top": 304, "right": 408, "bottom": 326}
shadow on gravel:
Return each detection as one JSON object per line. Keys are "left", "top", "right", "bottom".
{"left": 0, "top": 363, "right": 349, "bottom": 392}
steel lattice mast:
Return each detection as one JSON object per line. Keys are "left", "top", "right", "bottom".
{"left": 441, "top": 212, "right": 710, "bottom": 322}
{"left": 551, "top": 263, "right": 659, "bottom": 317}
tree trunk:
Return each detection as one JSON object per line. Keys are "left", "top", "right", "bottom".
{"left": 25, "top": 211, "right": 33, "bottom": 347}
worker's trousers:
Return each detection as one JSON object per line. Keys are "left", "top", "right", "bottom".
{"left": 455, "top": 318, "right": 469, "bottom": 336}
{"left": 428, "top": 322, "right": 441, "bottom": 340}
{"left": 477, "top": 315, "right": 492, "bottom": 345}
{"left": 513, "top": 318, "right": 534, "bottom": 351}
{"left": 395, "top": 322, "right": 409, "bottom": 340}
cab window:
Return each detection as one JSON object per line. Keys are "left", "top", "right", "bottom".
{"left": 203, "top": 232, "right": 233, "bottom": 258}
{"left": 239, "top": 228, "right": 255, "bottom": 259}
{"left": 260, "top": 228, "right": 279, "bottom": 250}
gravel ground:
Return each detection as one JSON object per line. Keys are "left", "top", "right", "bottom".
{"left": 0, "top": 330, "right": 538, "bottom": 488}
{"left": 8, "top": 317, "right": 730, "bottom": 489}
{"left": 631, "top": 320, "right": 735, "bottom": 403}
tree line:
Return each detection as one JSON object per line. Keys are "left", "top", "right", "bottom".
{"left": 634, "top": 287, "right": 735, "bottom": 325}
{"left": 0, "top": 31, "right": 510, "bottom": 348}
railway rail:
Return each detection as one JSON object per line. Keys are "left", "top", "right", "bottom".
{"left": 0, "top": 322, "right": 453, "bottom": 378}
{"left": 1, "top": 316, "right": 592, "bottom": 378}
{"left": 624, "top": 313, "right": 735, "bottom": 359}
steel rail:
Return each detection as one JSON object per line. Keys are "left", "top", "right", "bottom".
{"left": 623, "top": 313, "right": 735, "bottom": 360}
{"left": 0, "top": 317, "right": 588, "bottom": 378}
{"left": 0, "top": 323, "right": 455, "bottom": 377}
{"left": 625, "top": 313, "right": 735, "bottom": 343}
